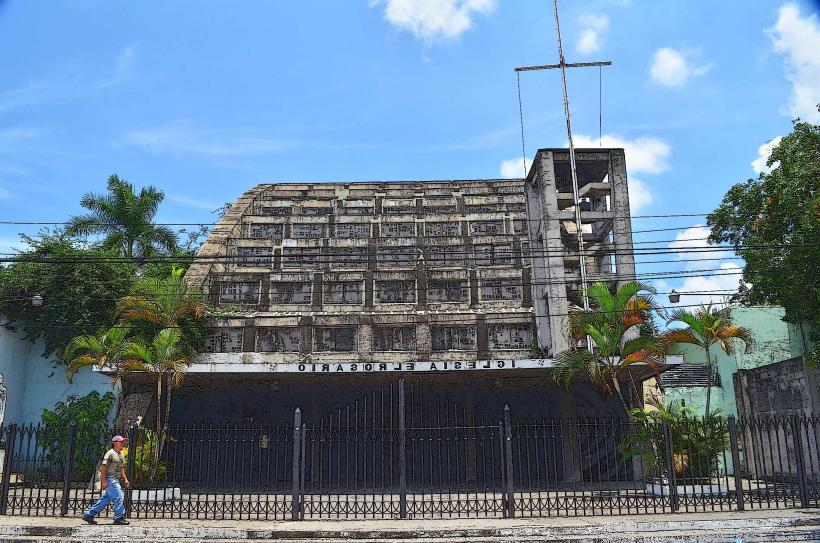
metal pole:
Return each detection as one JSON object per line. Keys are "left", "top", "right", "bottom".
{"left": 791, "top": 415, "right": 809, "bottom": 508}
{"left": 552, "top": 0, "right": 591, "bottom": 342}
{"left": 0, "top": 425, "right": 16, "bottom": 515}
{"left": 498, "top": 420, "right": 507, "bottom": 518}
{"left": 727, "top": 416, "right": 744, "bottom": 511}
{"left": 398, "top": 379, "right": 407, "bottom": 519}
{"left": 662, "top": 422, "right": 678, "bottom": 512}
{"left": 299, "top": 423, "right": 306, "bottom": 520}
{"left": 60, "top": 422, "right": 77, "bottom": 516}
{"left": 503, "top": 405, "right": 515, "bottom": 518}
{"left": 291, "top": 408, "right": 302, "bottom": 520}
{"left": 125, "top": 424, "right": 138, "bottom": 518}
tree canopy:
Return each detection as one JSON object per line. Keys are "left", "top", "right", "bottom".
{"left": 0, "top": 231, "right": 135, "bottom": 356}
{"left": 551, "top": 281, "right": 664, "bottom": 412}
{"left": 67, "top": 174, "right": 178, "bottom": 258}
{"left": 707, "top": 119, "right": 819, "bottom": 333}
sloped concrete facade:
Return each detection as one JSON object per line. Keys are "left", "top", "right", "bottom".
{"left": 185, "top": 148, "right": 635, "bottom": 375}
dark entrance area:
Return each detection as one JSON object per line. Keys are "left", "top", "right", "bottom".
{"left": 169, "top": 371, "right": 623, "bottom": 427}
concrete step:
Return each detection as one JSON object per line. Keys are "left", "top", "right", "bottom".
{"left": 0, "top": 512, "right": 818, "bottom": 543}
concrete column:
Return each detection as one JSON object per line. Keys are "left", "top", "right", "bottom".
{"left": 559, "top": 388, "right": 582, "bottom": 484}
{"left": 536, "top": 151, "right": 570, "bottom": 355}
{"left": 475, "top": 315, "right": 488, "bottom": 360}
{"left": 608, "top": 149, "right": 636, "bottom": 284}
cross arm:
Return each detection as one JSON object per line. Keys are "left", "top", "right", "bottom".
{"left": 514, "top": 61, "right": 612, "bottom": 72}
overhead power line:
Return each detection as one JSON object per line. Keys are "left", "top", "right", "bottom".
{"left": 5, "top": 303, "right": 799, "bottom": 332}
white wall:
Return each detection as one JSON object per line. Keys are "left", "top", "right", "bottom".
{"left": 0, "top": 328, "right": 116, "bottom": 427}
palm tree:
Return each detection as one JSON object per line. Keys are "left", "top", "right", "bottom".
{"left": 115, "top": 328, "right": 189, "bottom": 478}
{"left": 662, "top": 305, "right": 754, "bottom": 417}
{"left": 67, "top": 174, "right": 178, "bottom": 258}
{"left": 64, "top": 326, "right": 135, "bottom": 383}
{"left": 115, "top": 266, "right": 207, "bottom": 356}
{"left": 552, "top": 281, "right": 664, "bottom": 413}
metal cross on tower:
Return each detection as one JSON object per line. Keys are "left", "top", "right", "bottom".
{"left": 515, "top": 0, "right": 611, "bottom": 321}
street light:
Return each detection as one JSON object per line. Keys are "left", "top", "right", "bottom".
{"left": 668, "top": 290, "right": 680, "bottom": 304}
{"left": 31, "top": 294, "right": 43, "bottom": 308}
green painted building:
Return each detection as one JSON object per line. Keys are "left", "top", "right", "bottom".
{"left": 650, "top": 306, "right": 814, "bottom": 418}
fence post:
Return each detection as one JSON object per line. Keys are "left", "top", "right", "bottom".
{"left": 124, "top": 424, "right": 138, "bottom": 518}
{"left": 662, "top": 421, "right": 678, "bottom": 512}
{"left": 503, "top": 404, "right": 515, "bottom": 518}
{"left": 727, "top": 416, "right": 744, "bottom": 511}
{"left": 791, "top": 415, "right": 809, "bottom": 508}
{"left": 0, "top": 424, "right": 17, "bottom": 515}
{"left": 291, "top": 408, "right": 302, "bottom": 521}
{"left": 398, "top": 379, "right": 407, "bottom": 519}
{"left": 60, "top": 422, "right": 77, "bottom": 516}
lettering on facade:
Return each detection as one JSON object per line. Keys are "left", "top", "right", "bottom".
{"left": 292, "top": 360, "right": 518, "bottom": 373}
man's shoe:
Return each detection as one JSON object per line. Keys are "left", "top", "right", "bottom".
{"left": 81, "top": 514, "right": 97, "bottom": 525}
{"left": 112, "top": 517, "right": 130, "bottom": 525}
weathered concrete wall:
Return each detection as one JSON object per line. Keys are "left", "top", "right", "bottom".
{"left": 656, "top": 306, "right": 811, "bottom": 418}
{"left": 0, "top": 327, "right": 115, "bottom": 426}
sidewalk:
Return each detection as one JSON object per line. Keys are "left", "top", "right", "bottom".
{"left": 0, "top": 509, "right": 819, "bottom": 542}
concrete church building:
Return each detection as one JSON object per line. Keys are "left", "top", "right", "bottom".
{"left": 157, "top": 147, "right": 654, "bottom": 426}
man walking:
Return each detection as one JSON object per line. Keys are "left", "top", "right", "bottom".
{"left": 82, "top": 435, "right": 131, "bottom": 525}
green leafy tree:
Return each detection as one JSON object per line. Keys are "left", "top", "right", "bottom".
{"left": 115, "top": 328, "right": 189, "bottom": 478}
{"left": 40, "top": 391, "right": 116, "bottom": 477}
{"left": 662, "top": 305, "right": 753, "bottom": 417}
{"left": 67, "top": 174, "right": 178, "bottom": 258}
{"left": 0, "top": 231, "right": 135, "bottom": 356}
{"left": 114, "top": 266, "right": 207, "bottom": 356}
{"left": 552, "top": 281, "right": 664, "bottom": 413}
{"left": 707, "top": 119, "right": 819, "bottom": 361}
{"left": 622, "top": 398, "right": 729, "bottom": 481}
{"left": 64, "top": 326, "right": 135, "bottom": 382}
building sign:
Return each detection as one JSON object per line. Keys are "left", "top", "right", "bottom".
{"left": 281, "top": 359, "right": 545, "bottom": 373}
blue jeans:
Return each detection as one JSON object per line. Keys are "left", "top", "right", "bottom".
{"left": 86, "top": 477, "right": 125, "bottom": 519}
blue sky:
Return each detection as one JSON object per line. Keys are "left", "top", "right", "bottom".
{"left": 1, "top": 0, "right": 818, "bottom": 304}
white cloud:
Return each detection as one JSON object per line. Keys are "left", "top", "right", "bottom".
{"left": 499, "top": 156, "right": 529, "bottom": 178}
{"left": 767, "top": 3, "right": 820, "bottom": 122}
{"left": 649, "top": 47, "right": 711, "bottom": 88}
{"left": 576, "top": 13, "right": 609, "bottom": 55}
{"left": 372, "top": 0, "right": 496, "bottom": 42}
{"left": 0, "top": 237, "right": 27, "bottom": 255}
{"left": 573, "top": 133, "right": 671, "bottom": 174}
{"left": 672, "top": 262, "right": 743, "bottom": 308}
{"left": 118, "top": 122, "right": 288, "bottom": 156}
{"left": 104, "top": 44, "right": 137, "bottom": 87}
{"left": 627, "top": 177, "right": 653, "bottom": 213}
{"left": 168, "top": 195, "right": 221, "bottom": 211}
{"left": 0, "top": 44, "right": 137, "bottom": 113}
{"left": 665, "top": 225, "right": 742, "bottom": 307}
{"left": 0, "top": 128, "right": 39, "bottom": 152}
{"left": 751, "top": 136, "right": 783, "bottom": 174}
{"left": 668, "top": 225, "right": 728, "bottom": 260}
{"left": 117, "top": 121, "right": 367, "bottom": 158}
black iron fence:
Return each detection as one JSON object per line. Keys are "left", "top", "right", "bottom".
{"left": 1, "top": 382, "right": 819, "bottom": 520}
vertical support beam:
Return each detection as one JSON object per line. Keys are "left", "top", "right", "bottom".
{"left": 0, "top": 425, "right": 17, "bottom": 515}
{"left": 291, "top": 408, "right": 302, "bottom": 520}
{"left": 299, "top": 423, "right": 306, "bottom": 520}
{"left": 398, "top": 379, "right": 407, "bottom": 519}
{"left": 608, "top": 149, "right": 636, "bottom": 285}
{"left": 728, "top": 416, "right": 744, "bottom": 511}
{"left": 792, "top": 415, "right": 809, "bottom": 508}
{"left": 534, "top": 152, "right": 569, "bottom": 354}
{"left": 559, "top": 391, "right": 582, "bottom": 483}
{"left": 662, "top": 422, "right": 678, "bottom": 512}
{"left": 125, "top": 424, "right": 138, "bottom": 519}
{"left": 503, "top": 405, "right": 515, "bottom": 518}
{"left": 498, "top": 420, "right": 507, "bottom": 518}
{"left": 60, "top": 422, "right": 77, "bottom": 516}
{"left": 475, "top": 315, "right": 489, "bottom": 361}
